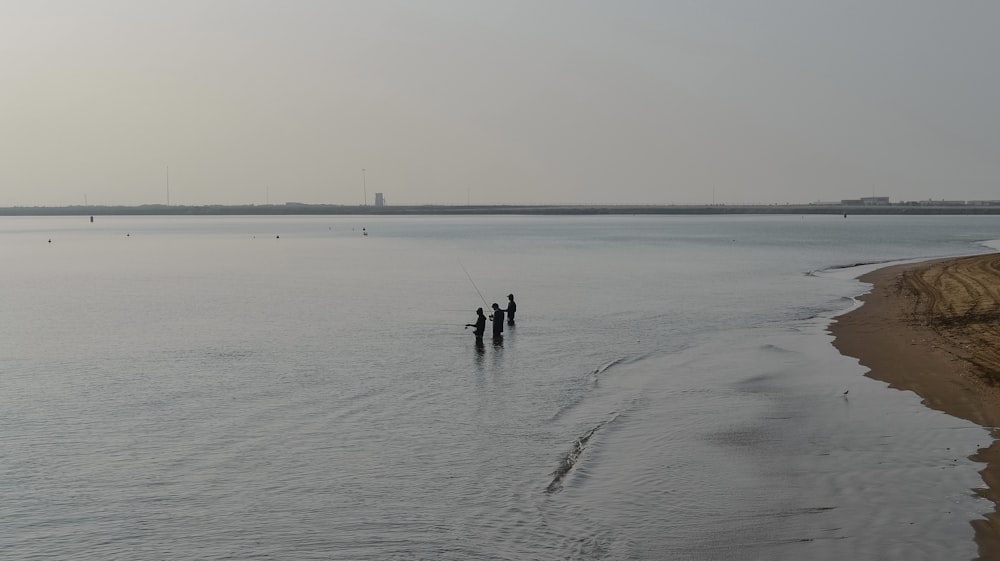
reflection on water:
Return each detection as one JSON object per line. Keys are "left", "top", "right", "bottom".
{"left": 0, "top": 214, "right": 996, "bottom": 560}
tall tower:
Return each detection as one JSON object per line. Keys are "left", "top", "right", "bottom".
{"left": 374, "top": 193, "right": 385, "bottom": 207}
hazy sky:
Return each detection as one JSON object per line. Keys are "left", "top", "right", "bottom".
{"left": 2, "top": 1, "right": 998, "bottom": 206}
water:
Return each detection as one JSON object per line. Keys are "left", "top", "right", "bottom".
{"left": 1, "top": 214, "right": 998, "bottom": 560}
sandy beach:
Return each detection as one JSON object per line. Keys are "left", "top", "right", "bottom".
{"left": 831, "top": 252, "right": 1000, "bottom": 559}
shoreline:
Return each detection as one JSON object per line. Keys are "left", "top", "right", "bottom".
{"left": 830, "top": 252, "right": 1000, "bottom": 560}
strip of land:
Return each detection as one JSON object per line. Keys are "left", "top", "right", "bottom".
{"left": 2, "top": 203, "right": 1000, "bottom": 216}
{"left": 831, "top": 252, "right": 1000, "bottom": 559}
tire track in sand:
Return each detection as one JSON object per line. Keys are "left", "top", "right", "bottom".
{"left": 900, "top": 254, "right": 1000, "bottom": 383}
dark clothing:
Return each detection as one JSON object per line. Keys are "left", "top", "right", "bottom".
{"left": 491, "top": 308, "right": 505, "bottom": 337}
{"left": 506, "top": 300, "right": 516, "bottom": 324}
{"left": 473, "top": 315, "right": 486, "bottom": 342}
{"left": 467, "top": 312, "right": 486, "bottom": 345}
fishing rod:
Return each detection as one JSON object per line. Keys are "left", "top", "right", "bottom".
{"left": 459, "top": 260, "right": 489, "bottom": 310}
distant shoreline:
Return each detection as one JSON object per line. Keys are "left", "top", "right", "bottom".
{"left": 3, "top": 203, "right": 1000, "bottom": 217}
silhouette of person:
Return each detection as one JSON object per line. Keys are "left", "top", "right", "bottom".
{"left": 506, "top": 293, "right": 516, "bottom": 325}
{"left": 466, "top": 307, "right": 486, "bottom": 346}
{"left": 490, "top": 303, "right": 505, "bottom": 340}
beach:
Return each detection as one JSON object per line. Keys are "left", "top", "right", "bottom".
{"left": 831, "top": 252, "right": 1000, "bottom": 559}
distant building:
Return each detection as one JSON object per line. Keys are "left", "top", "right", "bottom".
{"left": 918, "top": 199, "right": 966, "bottom": 206}
{"left": 374, "top": 193, "right": 385, "bottom": 207}
{"left": 841, "top": 197, "right": 890, "bottom": 206}
{"left": 861, "top": 196, "right": 890, "bottom": 205}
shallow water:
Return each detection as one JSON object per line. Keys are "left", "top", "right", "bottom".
{"left": 1, "top": 214, "right": 998, "bottom": 560}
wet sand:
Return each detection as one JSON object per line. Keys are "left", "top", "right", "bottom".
{"left": 831, "top": 252, "right": 1000, "bottom": 560}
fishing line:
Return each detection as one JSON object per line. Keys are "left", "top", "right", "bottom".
{"left": 459, "top": 260, "right": 489, "bottom": 309}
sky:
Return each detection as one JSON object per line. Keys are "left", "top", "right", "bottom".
{"left": 1, "top": 1, "right": 998, "bottom": 207}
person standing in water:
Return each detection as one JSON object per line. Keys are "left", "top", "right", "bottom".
{"left": 490, "top": 303, "right": 505, "bottom": 341}
{"left": 466, "top": 307, "right": 486, "bottom": 346}
{"left": 505, "top": 294, "right": 516, "bottom": 325}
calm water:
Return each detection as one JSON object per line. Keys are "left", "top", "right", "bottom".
{"left": 2, "top": 214, "right": 999, "bottom": 560}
